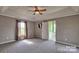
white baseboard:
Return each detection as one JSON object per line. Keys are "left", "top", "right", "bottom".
{"left": 56, "top": 41, "right": 77, "bottom": 47}
{"left": 0, "top": 40, "right": 15, "bottom": 45}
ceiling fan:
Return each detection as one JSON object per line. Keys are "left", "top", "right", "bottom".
{"left": 28, "top": 6, "right": 46, "bottom": 15}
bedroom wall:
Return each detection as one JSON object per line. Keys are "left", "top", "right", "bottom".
{"left": 34, "top": 22, "right": 42, "bottom": 38}
{"left": 56, "top": 15, "right": 79, "bottom": 46}
{"left": 0, "top": 16, "right": 36, "bottom": 43}
{"left": 42, "top": 22, "right": 48, "bottom": 40}
{"left": 0, "top": 15, "right": 16, "bottom": 44}
{"left": 27, "top": 21, "right": 35, "bottom": 38}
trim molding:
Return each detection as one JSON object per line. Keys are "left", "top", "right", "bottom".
{"left": 0, "top": 40, "right": 15, "bottom": 45}
{"left": 56, "top": 41, "right": 77, "bottom": 47}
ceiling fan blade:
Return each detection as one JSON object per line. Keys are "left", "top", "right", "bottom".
{"left": 29, "top": 6, "right": 46, "bottom": 15}
{"left": 38, "top": 10, "right": 43, "bottom": 15}
{"left": 28, "top": 10, "right": 35, "bottom": 12}
{"left": 40, "top": 9, "right": 46, "bottom": 12}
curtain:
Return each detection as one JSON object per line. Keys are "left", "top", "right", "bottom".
{"left": 24, "top": 21, "right": 28, "bottom": 39}
{"left": 15, "top": 20, "right": 18, "bottom": 40}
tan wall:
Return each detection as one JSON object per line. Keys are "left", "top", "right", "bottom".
{"left": 34, "top": 22, "right": 42, "bottom": 38}
{"left": 0, "top": 15, "right": 35, "bottom": 43}
{"left": 42, "top": 22, "right": 48, "bottom": 39}
{"left": 27, "top": 21, "right": 35, "bottom": 38}
{"left": 0, "top": 15, "right": 16, "bottom": 44}
{"left": 56, "top": 15, "right": 79, "bottom": 45}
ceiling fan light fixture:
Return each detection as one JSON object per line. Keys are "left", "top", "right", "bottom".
{"left": 35, "top": 11, "right": 39, "bottom": 14}
{"left": 29, "top": 6, "right": 46, "bottom": 15}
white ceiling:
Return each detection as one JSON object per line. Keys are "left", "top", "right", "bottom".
{"left": 0, "top": 6, "right": 79, "bottom": 21}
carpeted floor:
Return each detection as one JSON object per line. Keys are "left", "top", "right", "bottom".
{"left": 0, "top": 39, "right": 79, "bottom": 53}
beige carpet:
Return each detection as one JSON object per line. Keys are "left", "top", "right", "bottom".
{"left": 0, "top": 39, "right": 79, "bottom": 53}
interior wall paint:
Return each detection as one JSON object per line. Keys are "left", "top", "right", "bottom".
{"left": 34, "top": 22, "right": 42, "bottom": 38}
{"left": 56, "top": 15, "right": 79, "bottom": 46}
{"left": 0, "top": 15, "right": 16, "bottom": 44}
{"left": 27, "top": 21, "right": 35, "bottom": 38}
{"left": 42, "top": 22, "right": 48, "bottom": 40}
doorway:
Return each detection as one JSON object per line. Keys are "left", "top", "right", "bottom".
{"left": 18, "top": 21, "right": 27, "bottom": 40}
{"left": 48, "top": 20, "right": 56, "bottom": 41}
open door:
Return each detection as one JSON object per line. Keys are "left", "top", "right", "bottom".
{"left": 48, "top": 20, "right": 56, "bottom": 41}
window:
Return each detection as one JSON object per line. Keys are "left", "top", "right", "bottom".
{"left": 18, "top": 21, "right": 26, "bottom": 39}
